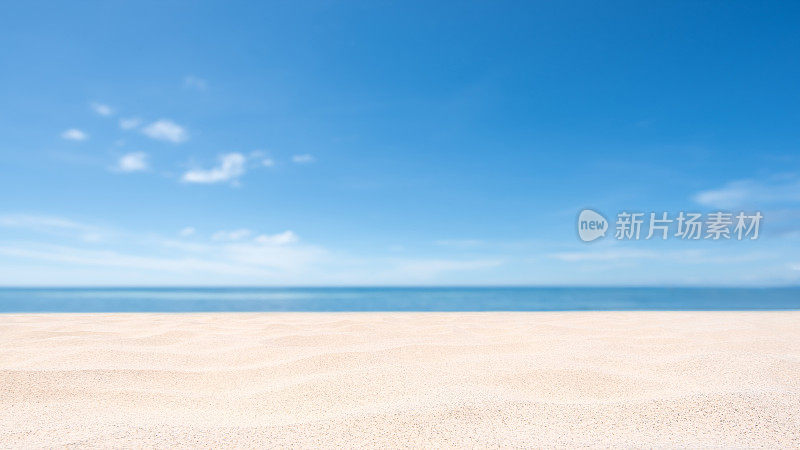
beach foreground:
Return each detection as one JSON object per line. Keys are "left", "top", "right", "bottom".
{"left": 1, "top": 312, "right": 799, "bottom": 447}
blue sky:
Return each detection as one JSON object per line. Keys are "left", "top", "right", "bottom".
{"left": 1, "top": 1, "right": 800, "bottom": 285}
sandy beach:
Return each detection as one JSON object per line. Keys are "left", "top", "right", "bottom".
{"left": 1, "top": 312, "right": 799, "bottom": 447}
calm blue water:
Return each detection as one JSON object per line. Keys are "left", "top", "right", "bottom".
{"left": 0, "top": 287, "right": 798, "bottom": 312}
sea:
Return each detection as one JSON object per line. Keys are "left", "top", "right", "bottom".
{"left": 0, "top": 287, "right": 798, "bottom": 312}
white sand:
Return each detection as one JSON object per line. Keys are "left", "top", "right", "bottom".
{"left": 1, "top": 312, "right": 799, "bottom": 447}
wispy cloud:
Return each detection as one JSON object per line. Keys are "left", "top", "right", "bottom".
{"left": 549, "top": 248, "right": 769, "bottom": 265}
{"left": 0, "top": 215, "right": 324, "bottom": 280}
{"left": 255, "top": 230, "right": 298, "bottom": 245}
{"left": 292, "top": 154, "right": 315, "bottom": 164}
{"left": 694, "top": 176, "right": 800, "bottom": 208}
{"left": 61, "top": 129, "right": 88, "bottom": 141}
{"left": 142, "top": 119, "right": 188, "bottom": 143}
{"left": 389, "top": 258, "right": 503, "bottom": 279}
{"left": 0, "top": 214, "right": 107, "bottom": 242}
{"left": 0, "top": 211, "right": 795, "bottom": 285}
{"left": 434, "top": 239, "right": 484, "bottom": 248}
{"left": 211, "top": 229, "right": 252, "bottom": 241}
{"left": 184, "top": 75, "right": 208, "bottom": 90}
{"left": 119, "top": 117, "right": 141, "bottom": 130}
{"left": 250, "top": 150, "right": 276, "bottom": 168}
{"left": 90, "top": 102, "right": 113, "bottom": 116}
{"left": 0, "top": 213, "right": 514, "bottom": 284}
{"left": 115, "top": 152, "right": 148, "bottom": 172}
{"left": 0, "top": 244, "right": 269, "bottom": 277}
{"left": 182, "top": 153, "right": 246, "bottom": 184}
{"left": 0, "top": 214, "right": 88, "bottom": 231}
{"left": 550, "top": 249, "right": 661, "bottom": 262}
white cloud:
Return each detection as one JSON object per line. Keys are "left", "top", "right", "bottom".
{"left": 0, "top": 244, "right": 268, "bottom": 278}
{"left": 0, "top": 214, "right": 108, "bottom": 243}
{"left": 184, "top": 76, "right": 208, "bottom": 90}
{"left": 119, "top": 117, "right": 141, "bottom": 130}
{"left": 211, "top": 229, "right": 252, "bottom": 241}
{"left": 547, "top": 248, "right": 768, "bottom": 265}
{"left": 116, "top": 152, "right": 148, "bottom": 172}
{"left": 3, "top": 212, "right": 798, "bottom": 285}
{"left": 0, "top": 214, "right": 87, "bottom": 231}
{"left": 694, "top": 180, "right": 759, "bottom": 209}
{"left": 390, "top": 258, "right": 503, "bottom": 279}
{"left": 250, "top": 151, "right": 275, "bottom": 168}
{"left": 0, "top": 216, "right": 514, "bottom": 284}
{"left": 182, "top": 153, "right": 246, "bottom": 184}
{"left": 255, "top": 230, "right": 298, "bottom": 246}
{"left": 142, "top": 119, "right": 188, "bottom": 143}
{"left": 694, "top": 177, "right": 800, "bottom": 208}
{"left": 292, "top": 154, "right": 315, "bottom": 164}
{"left": 90, "top": 102, "right": 113, "bottom": 116}
{"left": 211, "top": 229, "right": 298, "bottom": 245}
{"left": 61, "top": 129, "right": 88, "bottom": 141}
{"left": 435, "top": 239, "right": 484, "bottom": 247}
{"left": 550, "top": 249, "right": 661, "bottom": 262}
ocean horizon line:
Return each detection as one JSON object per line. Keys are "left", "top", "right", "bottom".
{"left": 2, "top": 286, "right": 798, "bottom": 313}
{"left": 2, "top": 285, "right": 799, "bottom": 290}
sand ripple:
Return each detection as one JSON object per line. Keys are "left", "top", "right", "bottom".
{"left": 1, "top": 312, "right": 799, "bottom": 447}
